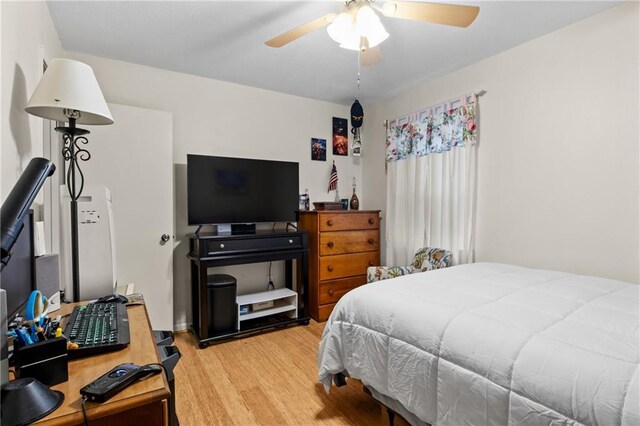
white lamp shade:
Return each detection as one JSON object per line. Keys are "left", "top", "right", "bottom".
{"left": 356, "top": 6, "right": 389, "bottom": 48}
{"left": 339, "top": 33, "right": 363, "bottom": 51}
{"left": 25, "top": 58, "right": 113, "bottom": 125}
{"left": 364, "top": 26, "right": 389, "bottom": 48}
{"left": 327, "top": 12, "right": 353, "bottom": 44}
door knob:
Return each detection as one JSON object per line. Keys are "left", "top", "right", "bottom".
{"left": 161, "top": 234, "right": 171, "bottom": 243}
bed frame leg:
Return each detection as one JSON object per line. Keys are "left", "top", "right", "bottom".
{"left": 333, "top": 372, "right": 347, "bottom": 387}
{"left": 387, "top": 408, "right": 395, "bottom": 426}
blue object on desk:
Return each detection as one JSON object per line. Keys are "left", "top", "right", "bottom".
{"left": 16, "top": 328, "right": 33, "bottom": 345}
{"left": 25, "top": 290, "right": 49, "bottom": 328}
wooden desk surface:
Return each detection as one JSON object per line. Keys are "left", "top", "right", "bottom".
{"left": 36, "top": 302, "right": 170, "bottom": 425}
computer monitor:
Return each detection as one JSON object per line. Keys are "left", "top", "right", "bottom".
{"left": 0, "top": 209, "right": 35, "bottom": 321}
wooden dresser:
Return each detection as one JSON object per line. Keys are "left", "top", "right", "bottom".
{"left": 298, "top": 210, "right": 380, "bottom": 321}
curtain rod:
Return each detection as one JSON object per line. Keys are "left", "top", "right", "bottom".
{"left": 384, "top": 89, "right": 486, "bottom": 128}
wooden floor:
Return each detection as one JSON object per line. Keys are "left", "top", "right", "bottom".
{"left": 173, "top": 320, "right": 392, "bottom": 425}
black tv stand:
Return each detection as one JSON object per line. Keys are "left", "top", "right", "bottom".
{"left": 187, "top": 230, "right": 309, "bottom": 347}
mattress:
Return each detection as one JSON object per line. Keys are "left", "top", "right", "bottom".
{"left": 317, "top": 263, "right": 640, "bottom": 426}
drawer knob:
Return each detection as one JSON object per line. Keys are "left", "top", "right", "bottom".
{"left": 368, "top": 238, "right": 375, "bottom": 244}
{"left": 328, "top": 289, "right": 334, "bottom": 297}
{"left": 220, "top": 243, "right": 225, "bottom": 249}
{"left": 327, "top": 219, "right": 334, "bottom": 226}
{"left": 289, "top": 239, "right": 293, "bottom": 244}
{"left": 368, "top": 260, "right": 375, "bottom": 266}
{"left": 368, "top": 218, "right": 375, "bottom": 225}
{"left": 327, "top": 265, "right": 334, "bottom": 272}
{"left": 327, "top": 241, "right": 334, "bottom": 248}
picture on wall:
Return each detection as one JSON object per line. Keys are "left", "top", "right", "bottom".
{"left": 311, "top": 138, "right": 326, "bottom": 161}
{"left": 332, "top": 117, "right": 348, "bottom": 156}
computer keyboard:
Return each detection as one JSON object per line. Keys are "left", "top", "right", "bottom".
{"left": 64, "top": 302, "right": 130, "bottom": 359}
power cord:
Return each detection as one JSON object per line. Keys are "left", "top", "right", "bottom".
{"left": 267, "top": 262, "right": 274, "bottom": 290}
{"left": 81, "top": 395, "right": 89, "bottom": 426}
{"left": 142, "top": 362, "right": 167, "bottom": 377}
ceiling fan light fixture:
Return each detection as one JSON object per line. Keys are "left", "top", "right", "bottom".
{"left": 364, "top": 23, "right": 389, "bottom": 48}
{"left": 327, "top": 12, "right": 353, "bottom": 44}
{"left": 355, "top": 5, "right": 389, "bottom": 47}
{"left": 355, "top": 5, "right": 378, "bottom": 31}
{"left": 339, "top": 34, "right": 365, "bottom": 51}
{"left": 330, "top": 4, "right": 389, "bottom": 51}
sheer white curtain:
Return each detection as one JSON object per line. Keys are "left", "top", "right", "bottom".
{"left": 385, "top": 94, "right": 479, "bottom": 266}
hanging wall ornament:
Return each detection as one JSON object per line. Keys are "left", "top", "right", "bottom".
{"left": 350, "top": 99, "right": 363, "bottom": 156}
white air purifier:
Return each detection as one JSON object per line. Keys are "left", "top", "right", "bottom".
{"left": 60, "top": 185, "right": 116, "bottom": 301}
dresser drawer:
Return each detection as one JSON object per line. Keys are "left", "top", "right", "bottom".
{"left": 319, "top": 230, "right": 378, "bottom": 256}
{"left": 204, "top": 235, "right": 302, "bottom": 256}
{"left": 319, "top": 276, "right": 367, "bottom": 304}
{"left": 317, "top": 304, "right": 336, "bottom": 322}
{"left": 319, "top": 252, "right": 380, "bottom": 281}
{"left": 319, "top": 212, "right": 379, "bottom": 232}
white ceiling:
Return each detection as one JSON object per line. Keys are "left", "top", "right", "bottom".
{"left": 47, "top": 0, "right": 619, "bottom": 106}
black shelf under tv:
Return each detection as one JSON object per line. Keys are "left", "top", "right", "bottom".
{"left": 187, "top": 230, "right": 309, "bottom": 347}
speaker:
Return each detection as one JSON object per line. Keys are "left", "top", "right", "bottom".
{"left": 1, "top": 289, "right": 8, "bottom": 386}
{"left": 35, "top": 254, "right": 60, "bottom": 312}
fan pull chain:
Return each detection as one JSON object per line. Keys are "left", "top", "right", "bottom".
{"left": 356, "top": 50, "right": 361, "bottom": 93}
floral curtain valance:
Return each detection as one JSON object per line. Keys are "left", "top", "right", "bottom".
{"left": 385, "top": 95, "right": 478, "bottom": 162}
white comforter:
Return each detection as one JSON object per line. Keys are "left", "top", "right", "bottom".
{"left": 318, "top": 263, "right": 640, "bottom": 426}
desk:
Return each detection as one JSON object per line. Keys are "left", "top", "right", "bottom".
{"left": 36, "top": 303, "right": 170, "bottom": 425}
{"left": 188, "top": 230, "right": 310, "bottom": 347}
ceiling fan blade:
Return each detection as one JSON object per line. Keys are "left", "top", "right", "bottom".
{"left": 382, "top": 1, "right": 479, "bottom": 28}
{"left": 265, "top": 13, "right": 337, "bottom": 48}
{"left": 361, "top": 46, "right": 382, "bottom": 66}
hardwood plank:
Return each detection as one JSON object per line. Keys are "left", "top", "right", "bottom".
{"left": 173, "top": 322, "right": 389, "bottom": 425}
{"left": 240, "top": 386, "right": 288, "bottom": 425}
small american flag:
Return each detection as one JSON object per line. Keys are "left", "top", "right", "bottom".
{"left": 327, "top": 161, "right": 338, "bottom": 193}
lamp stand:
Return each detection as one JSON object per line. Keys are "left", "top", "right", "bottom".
{"left": 56, "top": 117, "right": 90, "bottom": 303}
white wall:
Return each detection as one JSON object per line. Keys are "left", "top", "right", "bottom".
{"left": 65, "top": 52, "right": 359, "bottom": 329}
{"left": 1, "top": 0, "right": 63, "bottom": 203}
{"left": 363, "top": 3, "right": 640, "bottom": 283}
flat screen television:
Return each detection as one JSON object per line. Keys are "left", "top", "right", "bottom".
{"left": 187, "top": 154, "right": 299, "bottom": 225}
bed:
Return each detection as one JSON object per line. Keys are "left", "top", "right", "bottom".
{"left": 318, "top": 263, "right": 639, "bottom": 425}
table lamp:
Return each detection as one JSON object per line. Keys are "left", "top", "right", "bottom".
{"left": 25, "top": 58, "right": 113, "bottom": 302}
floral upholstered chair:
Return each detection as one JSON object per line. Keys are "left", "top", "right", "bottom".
{"left": 366, "top": 247, "right": 453, "bottom": 283}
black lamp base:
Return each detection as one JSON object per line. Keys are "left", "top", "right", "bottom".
{"left": 1, "top": 377, "right": 64, "bottom": 426}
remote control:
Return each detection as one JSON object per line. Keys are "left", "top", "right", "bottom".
{"left": 80, "top": 363, "right": 163, "bottom": 402}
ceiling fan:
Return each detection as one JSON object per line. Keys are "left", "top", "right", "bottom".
{"left": 265, "top": 0, "right": 479, "bottom": 63}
